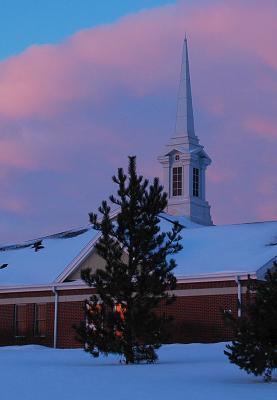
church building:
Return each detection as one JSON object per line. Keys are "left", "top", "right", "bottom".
{"left": 0, "top": 39, "right": 276, "bottom": 348}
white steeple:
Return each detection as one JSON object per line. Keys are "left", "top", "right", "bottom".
{"left": 158, "top": 38, "right": 213, "bottom": 226}
{"left": 174, "top": 36, "right": 197, "bottom": 143}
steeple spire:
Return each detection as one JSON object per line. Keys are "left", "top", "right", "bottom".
{"left": 172, "top": 37, "right": 198, "bottom": 146}
{"left": 158, "top": 37, "right": 213, "bottom": 226}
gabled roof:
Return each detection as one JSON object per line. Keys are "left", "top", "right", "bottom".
{"left": 0, "top": 215, "right": 276, "bottom": 288}
{"left": 57, "top": 216, "right": 277, "bottom": 282}
{"left": 0, "top": 226, "right": 99, "bottom": 286}
{"left": 163, "top": 146, "right": 211, "bottom": 162}
{"left": 158, "top": 218, "right": 277, "bottom": 279}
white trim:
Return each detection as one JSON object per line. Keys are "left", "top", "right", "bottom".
{"left": 0, "top": 294, "right": 88, "bottom": 305}
{"left": 0, "top": 286, "right": 248, "bottom": 305}
{"left": 0, "top": 272, "right": 257, "bottom": 294}
{"left": 256, "top": 256, "right": 277, "bottom": 280}
{"left": 0, "top": 282, "right": 89, "bottom": 294}
{"left": 0, "top": 294, "right": 92, "bottom": 305}
{"left": 172, "top": 286, "right": 247, "bottom": 297}
{"left": 177, "top": 272, "right": 257, "bottom": 283}
{"left": 54, "top": 208, "right": 121, "bottom": 283}
{"left": 53, "top": 287, "right": 59, "bottom": 348}
{"left": 54, "top": 232, "right": 102, "bottom": 283}
{"left": 0, "top": 296, "right": 54, "bottom": 305}
{"left": 236, "top": 275, "right": 242, "bottom": 317}
{"left": 172, "top": 165, "right": 183, "bottom": 197}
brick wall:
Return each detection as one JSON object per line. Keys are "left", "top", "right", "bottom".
{"left": 0, "top": 302, "right": 53, "bottom": 347}
{"left": 57, "top": 301, "right": 84, "bottom": 348}
{"left": 0, "top": 280, "right": 246, "bottom": 348}
{"left": 161, "top": 294, "right": 237, "bottom": 343}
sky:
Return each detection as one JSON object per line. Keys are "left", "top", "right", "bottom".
{"left": 0, "top": 0, "right": 276, "bottom": 243}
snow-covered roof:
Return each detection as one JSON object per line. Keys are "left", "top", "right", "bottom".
{"left": 0, "top": 216, "right": 276, "bottom": 288}
{"left": 159, "top": 216, "right": 277, "bottom": 278}
{"left": 159, "top": 213, "right": 204, "bottom": 229}
{"left": 0, "top": 226, "right": 99, "bottom": 286}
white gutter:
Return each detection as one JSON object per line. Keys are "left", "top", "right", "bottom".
{"left": 0, "top": 281, "right": 89, "bottom": 294}
{"left": 235, "top": 275, "right": 242, "bottom": 317}
{"left": 52, "top": 286, "right": 59, "bottom": 349}
{"left": 0, "top": 272, "right": 258, "bottom": 294}
{"left": 177, "top": 271, "right": 256, "bottom": 284}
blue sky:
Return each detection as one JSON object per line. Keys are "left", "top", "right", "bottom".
{"left": 0, "top": 0, "right": 177, "bottom": 60}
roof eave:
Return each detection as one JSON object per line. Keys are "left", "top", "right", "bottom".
{"left": 176, "top": 271, "right": 257, "bottom": 283}
{"left": 256, "top": 255, "right": 277, "bottom": 280}
{"left": 53, "top": 232, "right": 102, "bottom": 284}
{"left": 0, "top": 280, "right": 89, "bottom": 294}
{"left": 0, "top": 271, "right": 257, "bottom": 293}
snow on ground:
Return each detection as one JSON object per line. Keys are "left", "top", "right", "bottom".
{"left": 0, "top": 343, "right": 276, "bottom": 400}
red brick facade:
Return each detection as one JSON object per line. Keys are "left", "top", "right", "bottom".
{"left": 0, "top": 279, "right": 247, "bottom": 348}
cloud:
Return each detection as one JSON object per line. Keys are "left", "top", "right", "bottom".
{"left": 0, "top": 137, "right": 38, "bottom": 169}
{"left": 244, "top": 117, "right": 277, "bottom": 141}
{"left": 0, "top": 0, "right": 276, "bottom": 241}
{"left": 1, "top": 1, "right": 275, "bottom": 120}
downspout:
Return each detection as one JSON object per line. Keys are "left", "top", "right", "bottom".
{"left": 235, "top": 275, "right": 242, "bottom": 317}
{"left": 52, "top": 286, "right": 59, "bottom": 349}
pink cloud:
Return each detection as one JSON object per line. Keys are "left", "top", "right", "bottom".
{"left": 0, "top": 0, "right": 277, "bottom": 241}
{"left": 256, "top": 202, "right": 277, "bottom": 222}
{"left": 0, "top": 137, "right": 38, "bottom": 169}
{"left": 0, "top": 1, "right": 275, "bottom": 119}
{"left": 207, "top": 169, "right": 235, "bottom": 184}
{"left": 0, "top": 197, "right": 27, "bottom": 214}
{"left": 244, "top": 117, "right": 277, "bottom": 141}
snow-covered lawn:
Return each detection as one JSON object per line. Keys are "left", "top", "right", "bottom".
{"left": 0, "top": 342, "right": 276, "bottom": 400}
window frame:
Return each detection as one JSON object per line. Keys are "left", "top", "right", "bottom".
{"left": 172, "top": 166, "right": 183, "bottom": 197}
{"left": 193, "top": 167, "right": 200, "bottom": 197}
{"left": 33, "top": 303, "right": 47, "bottom": 338}
{"left": 14, "top": 304, "right": 28, "bottom": 338}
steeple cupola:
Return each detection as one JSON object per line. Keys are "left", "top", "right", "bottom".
{"left": 158, "top": 38, "right": 213, "bottom": 226}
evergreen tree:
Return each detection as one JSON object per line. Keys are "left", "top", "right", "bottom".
{"left": 76, "top": 156, "right": 182, "bottom": 364}
{"left": 224, "top": 263, "right": 277, "bottom": 381}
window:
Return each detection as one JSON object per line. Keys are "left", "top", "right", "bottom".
{"left": 14, "top": 304, "right": 28, "bottom": 337}
{"left": 115, "top": 303, "right": 126, "bottom": 338}
{"left": 34, "top": 303, "right": 47, "bottom": 337}
{"left": 193, "top": 168, "right": 200, "bottom": 197}
{"left": 172, "top": 167, "right": 182, "bottom": 196}
{"left": 115, "top": 303, "right": 126, "bottom": 320}
{"left": 175, "top": 154, "right": 180, "bottom": 161}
